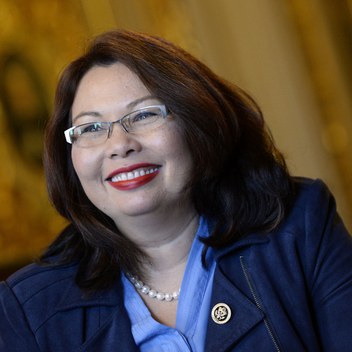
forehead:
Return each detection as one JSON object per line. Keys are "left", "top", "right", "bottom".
{"left": 71, "top": 63, "right": 150, "bottom": 115}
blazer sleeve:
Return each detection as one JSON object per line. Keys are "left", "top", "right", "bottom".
{"left": 304, "top": 180, "right": 352, "bottom": 351}
{"left": 0, "top": 282, "right": 40, "bottom": 352}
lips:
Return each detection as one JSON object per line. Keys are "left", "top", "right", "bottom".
{"left": 107, "top": 163, "right": 161, "bottom": 190}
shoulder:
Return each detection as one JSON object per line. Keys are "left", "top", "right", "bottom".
{"left": 4, "top": 261, "right": 78, "bottom": 305}
{"left": 0, "top": 261, "right": 127, "bottom": 350}
{"left": 215, "top": 177, "right": 346, "bottom": 258}
{"left": 1, "top": 261, "right": 80, "bottom": 334}
{"left": 0, "top": 261, "right": 79, "bottom": 348}
{"left": 222, "top": 177, "right": 350, "bottom": 261}
{"left": 283, "top": 177, "right": 340, "bottom": 231}
{"left": 272, "top": 177, "right": 351, "bottom": 276}
{"left": 291, "top": 176, "right": 332, "bottom": 206}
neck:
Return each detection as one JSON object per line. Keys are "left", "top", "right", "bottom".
{"left": 116, "top": 203, "right": 199, "bottom": 280}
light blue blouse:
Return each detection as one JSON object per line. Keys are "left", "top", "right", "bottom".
{"left": 122, "top": 217, "right": 216, "bottom": 351}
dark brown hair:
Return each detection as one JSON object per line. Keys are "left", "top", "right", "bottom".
{"left": 41, "top": 29, "right": 293, "bottom": 291}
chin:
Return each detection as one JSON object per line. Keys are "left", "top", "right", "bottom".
{"left": 109, "top": 201, "right": 162, "bottom": 220}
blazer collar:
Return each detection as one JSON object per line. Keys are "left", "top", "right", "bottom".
{"left": 213, "top": 231, "right": 271, "bottom": 261}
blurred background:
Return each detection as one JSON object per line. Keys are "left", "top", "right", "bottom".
{"left": 0, "top": 0, "right": 351, "bottom": 279}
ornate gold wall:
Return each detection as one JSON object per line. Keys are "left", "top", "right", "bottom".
{"left": 0, "top": 0, "right": 351, "bottom": 275}
{"left": 288, "top": 0, "right": 352, "bottom": 221}
{"left": 0, "top": 1, "right": 87, "bottom": 270}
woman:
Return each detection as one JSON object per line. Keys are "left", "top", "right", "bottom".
{"left": 1, "top": 29, "right": 351, "bottom": 351}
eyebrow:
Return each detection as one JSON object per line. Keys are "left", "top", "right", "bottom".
{"left": 126, "top": 95, "right": 156, "bottom": 109}
{"left": 72, "top": 111, "right": 102, "bottom": 124}
{"left": 72, "top": 95, "right": 156, "bottom": 125}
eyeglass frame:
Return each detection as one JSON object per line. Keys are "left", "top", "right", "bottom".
{"left": 64, "top": 104, "right": 169, "bottom": 145}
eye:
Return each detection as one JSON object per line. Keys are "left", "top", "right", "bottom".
{"left": 132, "top": 110, "right": 158, "bottom": 123}
{"left": 121, "top": 105, "right": 167, "bottom": 131}
{"left": 79, "top": 122, "right": 107, "bottom": 134}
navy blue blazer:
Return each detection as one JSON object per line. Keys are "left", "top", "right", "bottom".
{"left": 1, "top": 178, "right": 352, "bottom": 351}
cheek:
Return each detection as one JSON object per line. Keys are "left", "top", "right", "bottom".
{"left": 158, "top": 122, "right": 189, "bottom": 154}
{"left": 170, "top": 129, "right": 193, "bottom": 169}
{"left": 71, "top": 148, "right": 100, "bottom": 182}
{"left": 160, "top": 128, "right": 193, "bottom": 178}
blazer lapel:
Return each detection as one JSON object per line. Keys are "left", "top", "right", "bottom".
{"left": 80, "top": 304, "right": 139, "bottom": 352}
{"left": 205, "top": 266, "right": 264, "bottom": 352}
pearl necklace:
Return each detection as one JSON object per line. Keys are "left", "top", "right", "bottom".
{"left": 126, "top": 273, "right": 180, "bottom": 302}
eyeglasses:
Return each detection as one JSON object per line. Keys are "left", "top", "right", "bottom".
{"left": 64, "top": 105, "right": 169, "bottom": 147}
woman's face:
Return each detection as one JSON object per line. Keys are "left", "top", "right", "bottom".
{"left": 70, "top": 63, "right": 193, "bottom": 223}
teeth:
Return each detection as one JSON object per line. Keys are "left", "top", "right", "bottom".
{"left": 111, "top": 167, "right": 159, "bottom": 182}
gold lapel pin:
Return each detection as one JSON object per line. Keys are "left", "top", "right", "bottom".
{"left": 211, "top": 303, "right": 232, "bottom": 324}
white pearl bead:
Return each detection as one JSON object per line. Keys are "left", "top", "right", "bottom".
{"left": 165, "top": 293, "right": 173, "bottom": 302}
{"left": 141, "top": 285, "right": 150, "bottom": 294}
{"left": 148, "top": 289, "right": 157, "bottom": 298}
{"left": 135, "top": 280, "right": 143, "bottom": 289}
{"left": 156, "top": 292, "right": 165, "bottom": 301}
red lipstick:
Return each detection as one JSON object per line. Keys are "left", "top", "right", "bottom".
{"left": 107, "top": 163, "right": 161, "bottom": 191}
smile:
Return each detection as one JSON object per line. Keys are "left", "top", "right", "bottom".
{"left": 107, "top": 164, "right": 161, "bottom": 191}
{"left": 111, "top": 167, "right": 159, "bottom": 182}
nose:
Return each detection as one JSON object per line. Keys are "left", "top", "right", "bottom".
{"left": 108, "top": 120, "right": 128, "bottom": 137}
{"left": 105, "top": 123, "right": 141, "bottom": 158}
